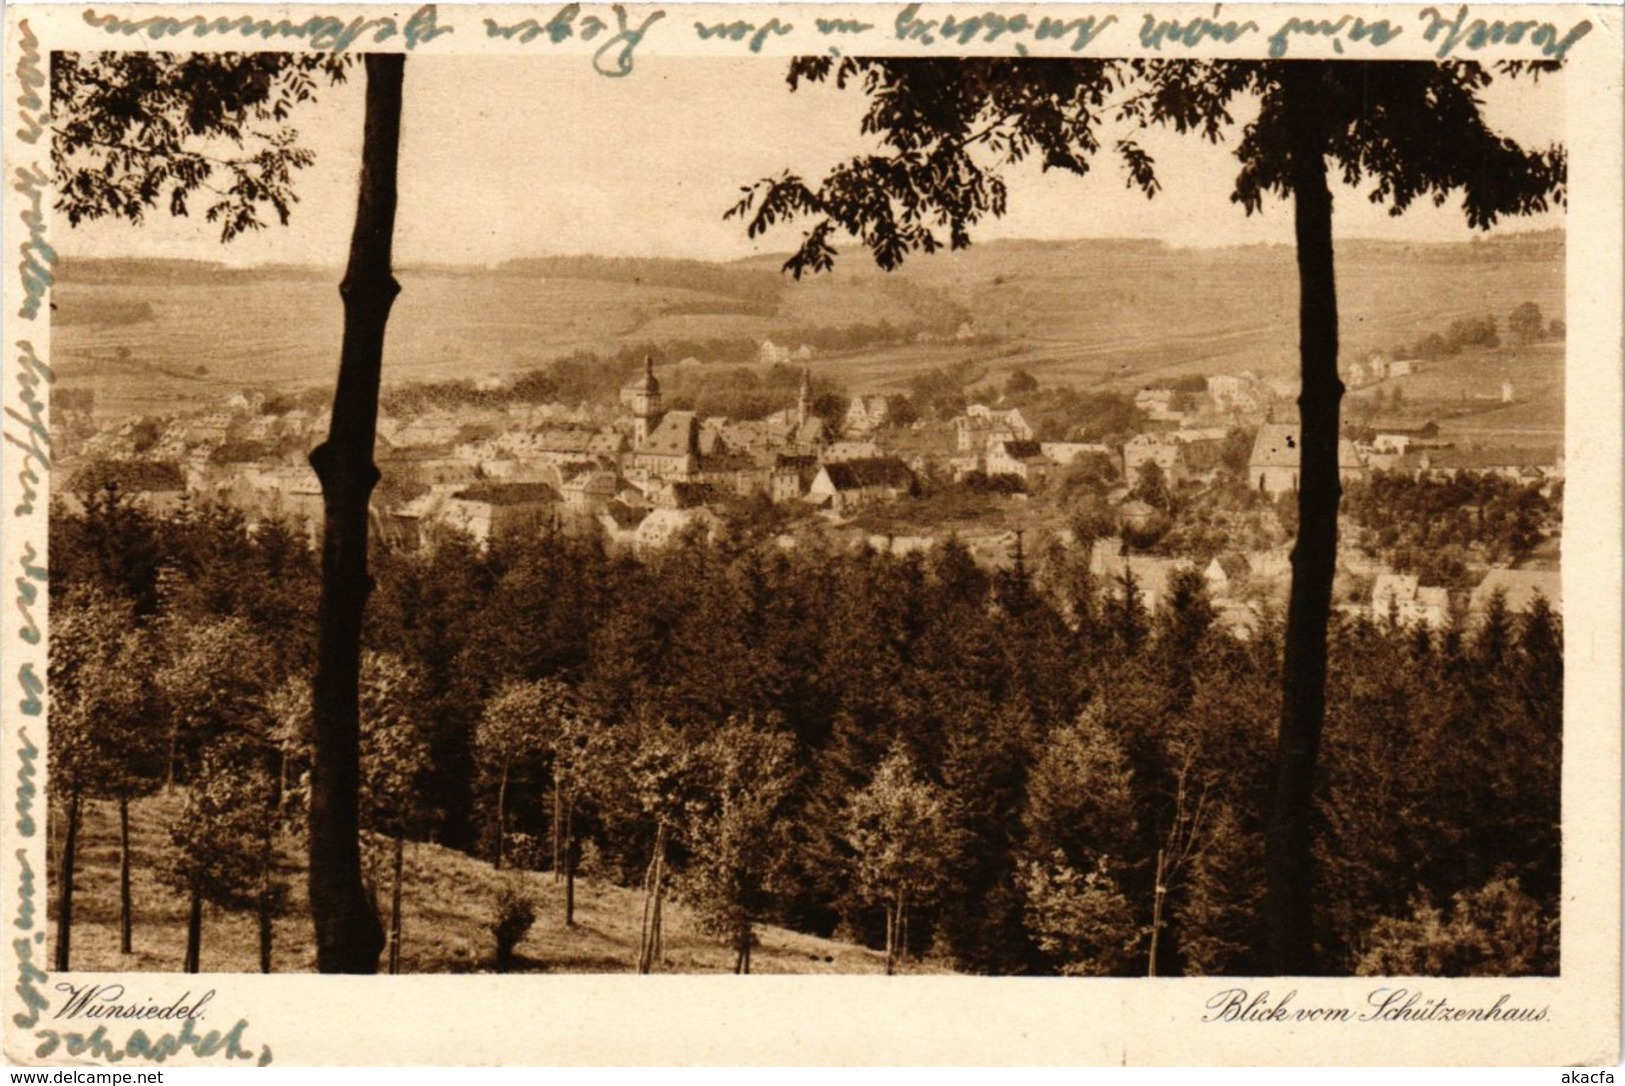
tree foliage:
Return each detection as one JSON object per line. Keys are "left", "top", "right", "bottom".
{"left": 52, "top": 52, "right": 349, "bottom": 241}
{"left": 51, "top": 483, "right": 1561, "bottom": 976}
{"left": 847, "top": 748, "right": 956, "bottom": 972}
{"left": 50, "top": 589, "right": 162, "bottom": 800}
{"left": 732, "top": 55, "right": 1563, "bottom": 974}
{"left": 683, "top": 721, "right": 800, "bottom": 970}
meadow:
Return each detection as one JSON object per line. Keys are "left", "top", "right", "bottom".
{"left": 52, "top": 232, "right": 1564, "bottom": 428}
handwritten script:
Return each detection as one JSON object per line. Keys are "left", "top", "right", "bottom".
{"left": 77, "top": 3, "right": 1595, "bottom": 67}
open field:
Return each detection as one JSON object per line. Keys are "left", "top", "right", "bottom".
{"left": 50, "top": 793, "right": 904, "bottom": 975}
{"left": 1345, "top": 342, "right": 1566, "bottom": 442}
{"left": 53, "top": 231, "right": 1563, "bottom": 422}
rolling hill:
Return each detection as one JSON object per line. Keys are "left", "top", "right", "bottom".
{"left": 51, "top": 230, "right": 1564, "bottom": 423}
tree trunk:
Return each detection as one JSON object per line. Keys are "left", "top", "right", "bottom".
{"left": 258, "top": 871, "right": 274, "bottom": 975}
{"left": 54, "top": 789, "right": 81, "bottom": 972}
{"left": 388, "top": 833, "right": 405, "bottom": 975}
{"left": 1265, "top": 61, "right": 1342, "bottom": 977}
{"left": 898, "top": 890, "right": 908, "bottom": 968}
{"left": 118, "top": 795, "right": 132, "bottom": 955}
{"left": 650, "top": 840, "right": 666, "bottom": 967}
{"left": 637, "top": 822, "right": 667, "bottom": 974}
{"left": 306, "top": 52, "right": 404, "bottom": 976}
{"left": 884, "top": 899, "right": 897, "bottom": 976}
{"left": 1149, "top": 847, "right": 1166, "bottom": 978}
{"left": 551, "top": 776, "right": 562, "bottom": 882}
{"left": 494, "top": 761, "right": 509, "bottom": 870}
{"left": 563, "top": 797, "right": 576, "bottom": 928}
{"left": 184, "top": 880, "right": 203, "bottom": 975}
{"left": 637, "top": 842, "right": 655, "bottom": 973}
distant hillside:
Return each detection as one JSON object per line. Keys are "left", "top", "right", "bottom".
{"left": 52, "top": 231, "right": 1563, "bottom": 419}
{"left": 54, "top": 256, "right": 336, "bottom": 286}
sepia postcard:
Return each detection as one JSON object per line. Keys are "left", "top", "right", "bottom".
{"left": 1, "top": 0, "right": 1620, "bottom": 1067}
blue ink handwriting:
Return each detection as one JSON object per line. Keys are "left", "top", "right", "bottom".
{"left": 1141, "top": 11, "right": 1259, "bottom": 50}
{"left": 895, "top": 5, "right": 1116, "bottom": 50}
{"left": 1267, "top": 14, "right": 1402, "bottom": 56}
{"left": 815, "top": 17, "right": 873, "bottom": 35}
{"left": 81, "top": 7, "right": 409, "bottom": 51}
{"left": 1419, "top": 6, "right": 1591, "bottom": 60}
{"left": 8, "top": 341, "right": 52, "bottom": 516}
{"left": 12, "top": 165, "right": 53, "bottom": 321}
{"left": 33, "top": 1016, "right": 271, "bottom": 1065}
{"left": 485, "top": 5, "right": 665, "bottom": 76}
{"left": 694, "top": 17, "right": 793, "bottom": 52}
{"left": 15, "top": 543, "right": 44, "bottom": 647}
{"left": 13, "top": 20, "right": 48, "bottom": 144}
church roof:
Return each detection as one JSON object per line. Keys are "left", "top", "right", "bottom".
{"left": 641, "top": 410, "right": 698, "bottom": 458}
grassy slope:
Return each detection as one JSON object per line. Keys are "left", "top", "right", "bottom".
{"left": 53, "top": 234, "right": 1564, "bottom": 421}
{"left": 51, "top": 792, "right": 897, "bottom": 976}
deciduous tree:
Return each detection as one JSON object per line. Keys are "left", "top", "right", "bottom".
{"left": 357, "top": 653, "right": 432, "bottom": 974}
{"left": 53, "top": 47, "right": 406, "bottom": 973}
{"left": 686, "top": 721, "right": 799, "bottom": 973}
{"left": 847, "top": 748, "right": 955, "bottom": 974}
{"left": 48, "top": 589, "right": 161, "bottom": 969}
{"left": 733, "top": 57, "right": 1563, "bottom": 971}
{"left": 475, "top": 682, "right": 557, "bottom": 871}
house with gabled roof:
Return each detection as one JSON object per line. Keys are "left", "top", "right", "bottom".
{"left": 561, "top": 468, "right": 621, "bottom": 513}
{"left": 844, "top": 395, "right": 892, "bottom": 435}
{"left": 1088, "top": 542, "right": 1190, "bottom": 613}
{"left": 986, "top": 438, "right": 1055, "bottom": 486}
{"left": 441, "top": 482, "right": 561, "bottom": 545}
{"left": 771, "top": 454, "right": 821, "bottom": 503}
{"left": 808, "top": 457, "right": 917, "bottom": 513}
{"left": 1248, "top": 423, "right": 1365, "bottom": 498}
{"left": 954, "top": 404, "right": 1033, "bottom": 454}
{"left": 1371, "top": 573, "right": 1449, "bottom": 629}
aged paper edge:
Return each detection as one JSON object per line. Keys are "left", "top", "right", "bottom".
{"left": 1, "top": 2, "right": 1620, "bottom": 1067}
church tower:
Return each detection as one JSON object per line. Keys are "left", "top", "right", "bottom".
{"left": 796, "top": 364, "right": 812, "bottom": 429}
{"left": 621, "top": 355, "right": 663, "bottom": 445}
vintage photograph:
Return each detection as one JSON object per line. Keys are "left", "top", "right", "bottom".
{"left": 41, "top": 46, "right": 1566, "bottom": 987}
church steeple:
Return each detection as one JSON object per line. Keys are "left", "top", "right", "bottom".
{"left": 621, "top": 354, "right": 663, "bottom": 445}
{"left": 796, "top": 364, "right": 812, "bottom": 429}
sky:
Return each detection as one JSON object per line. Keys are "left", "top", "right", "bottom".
{"left": 59, "top": 57, "right": 1567, "bottom": 268}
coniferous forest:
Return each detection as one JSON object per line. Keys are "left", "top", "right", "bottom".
{"left": 48, "top": 487, "right": 1560, "bottom": 976}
